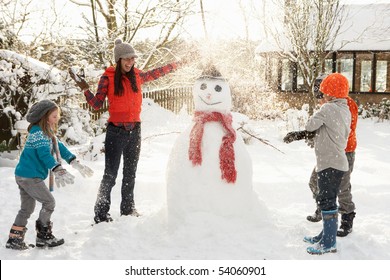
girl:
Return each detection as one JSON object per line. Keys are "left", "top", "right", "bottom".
{"left": 6, "top": 99, "right": 93, "bottom": 250}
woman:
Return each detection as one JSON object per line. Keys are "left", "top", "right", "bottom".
{"left": 70, "top": 38, "right": 185, "bottom": 223}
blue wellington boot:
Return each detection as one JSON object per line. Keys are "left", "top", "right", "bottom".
{"left": 307, "top": 209, "right": 338, "bottom": 255}
{"left": 303, "top": 230, "right": 323, "bottom": 244}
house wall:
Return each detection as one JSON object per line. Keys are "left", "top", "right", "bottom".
{"left": 275, "top": 92, "right": 388, "bottom": 110}
{"left": 257, "top": 50, "right": 390, "bottom": 110}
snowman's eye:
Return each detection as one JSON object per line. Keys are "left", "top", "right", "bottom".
{"left": 200, "top": 83, "right": 207, "bottom": 90}
{"left": 215, "top": 85, "right": 222, "bottom": 92}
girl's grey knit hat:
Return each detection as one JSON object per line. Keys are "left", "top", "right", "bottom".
{"left": 26, "top": 99, "right": 57, "bottom": 123}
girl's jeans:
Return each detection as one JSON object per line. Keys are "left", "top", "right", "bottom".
{"left": 14, "top": 176, "right": 55, "bottom": 226}
{"left": 94, "top": 123, "right": 141, "bottom": 220}
{"left": 316, "top": 168, "right": 345, "bottom": 211}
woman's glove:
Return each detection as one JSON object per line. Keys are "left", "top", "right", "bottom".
{"left": 68, "top": 68, "right": 89, "bottom": 91}
{"left": 53, "top": 166, "right": 75, "bottom": 188}
{"left": 70, "top": 159, "right": 94, "bottom": 177}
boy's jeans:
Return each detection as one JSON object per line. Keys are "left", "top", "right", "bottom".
{"left": 309, "top": 152, "right": 356, "bottom": 214}
{"left": 316, "top": 168, "right": 345, "bottom": 211}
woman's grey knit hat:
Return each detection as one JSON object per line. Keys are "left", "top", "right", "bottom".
{"left": 26, "top": 99, "right": 57, "bottom": 123}
{"left": 114, "top": 38, "right": 138, "bottom": 63}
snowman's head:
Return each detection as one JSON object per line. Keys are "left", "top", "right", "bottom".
{"left": 193, "top": 66, "right": 232, "bottom": 113}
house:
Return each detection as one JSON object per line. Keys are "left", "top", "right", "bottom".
{"left": 256, "top": 3, "right": 390, "bottom": 107}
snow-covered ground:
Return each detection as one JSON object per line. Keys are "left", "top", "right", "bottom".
{"left": 1, "top": 100, "right": 389, "bottom": 278}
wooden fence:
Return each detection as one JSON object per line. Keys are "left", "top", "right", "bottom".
{"left": 81, "top": 87, "right": 194, "bottom": 121}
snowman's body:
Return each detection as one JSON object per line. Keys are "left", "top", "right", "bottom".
{"left": 166, "top": 71, "right": 262, "bottom": 220}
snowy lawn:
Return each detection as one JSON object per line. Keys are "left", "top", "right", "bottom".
{"left": 1, "top": 102, "right": 389, "bottom": 262}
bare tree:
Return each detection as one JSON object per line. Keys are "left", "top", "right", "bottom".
{"left": 260, "top": 0, "right": 346, "bottom": 109}
{"left": 0, "top": 0, "right": 34, "bottom": 52}
{"left": 199, "top": 0, "right": 208, "bottom": 39}
{"left": 68, "top": 0, "right": 196, "bottom": 67}
{"left": 238, "top": 0, "right": 250, "bottom": 42}
{"left": 0, "top": 0, "right": 33, "bottom": 37}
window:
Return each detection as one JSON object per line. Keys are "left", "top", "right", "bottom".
{"left": 297, "top": 68, "right": 305, "bottom": 91}
{"left": 361, "top": 61, "right": 372, "bottom": 91}
{"left": 256, "top": 55, "right": 267, "bottom": 83}
{"left": 376, "top": 53, "right": 390, "bottom": 93}
{"left": 337, "top": 53, "right": 353, "bottom": 91}
{"left": 325, "top": 59, "right": 333, "bottom": 74}
{"left": 270, "top": 57, "right": 279, "bottom": 86}
{"left": 376, "top": 61, "right": 388, "bottom": 92}
{"left": 281, "top": 59, "right": 292, "bottom": 91}
{"left": 355, "top": 53, "right": 373, "bottom": 92}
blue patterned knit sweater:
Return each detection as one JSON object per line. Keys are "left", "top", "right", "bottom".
{"left": 15, "top": 125, "right": 76, "bottom": 180}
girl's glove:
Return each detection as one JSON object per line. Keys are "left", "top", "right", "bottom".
{"left": 70, "top": 159, "right": 94, "bottom": 177}
{"left": 53, "top": 166, "right": 75, "bottom": 188}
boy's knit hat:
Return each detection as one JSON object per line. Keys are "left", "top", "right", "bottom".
{"left": 26, "top": 99, "right": 57, "bottom": 123}
{"left": 320, "top": 73, "right": 349, "bottom": 98}
{"left": 114, "top": 38, "right": 138, "bottom": 63}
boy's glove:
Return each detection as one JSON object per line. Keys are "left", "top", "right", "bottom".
{"left": 68, "top": 68, "right": 89, "bottom": 91}
{"left": 70, "top": 159, "right": 94, "bottom": 177}
{"left": 283, "top": 130, "right": 316, "bottom": 143}
{"left": 53, "top": 166, "right": 75, "bottom": 188}
{"left": 305, "top": 138, "right": 315, "bottom": 148}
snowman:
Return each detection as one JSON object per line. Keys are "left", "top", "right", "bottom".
{"left": 166, "top": 65, "right": 264, "bottom": 221}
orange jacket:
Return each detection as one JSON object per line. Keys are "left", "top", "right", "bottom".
{"left": 104, "top": 63, "right": 178, "bottom": 123}
{"left": 345, "top": 96, "right": 358, "bottom": 152}
{"left": 104, "top": 67, "right": 142, "bottom": 122}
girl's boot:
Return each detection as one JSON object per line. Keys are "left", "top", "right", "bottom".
{"left": 35, "top": 220, "right": 65, "bottom": 248}
{"left": 5, "top": 225, "right": 30, "bottom": 250}
{"left": 307, "top": 209, "right": 338, "bottom": 255}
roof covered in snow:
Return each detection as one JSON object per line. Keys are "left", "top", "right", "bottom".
{"left": 337, "top": 4, "right": 390, "bottom": 51}
{"left": 256, "top": 3, "right": 390, "bottom": 53}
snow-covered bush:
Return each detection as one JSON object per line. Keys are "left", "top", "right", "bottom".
{"left": 276, "top": 103, "right": 311, "bottom": 139}
{"left": 231, "top": 83, "right": 288, "bottom": 121}
{"left": 0, "top": 50, "right": 95, "bottom": 148}
{"left": 283, "top": 104, "right": 310, "bottom": 132}
{"left": 58, "top": 100, "right": 95, "bottom": 145}
{"left": 359, "top": 98, "right": 390, "bottom": 121}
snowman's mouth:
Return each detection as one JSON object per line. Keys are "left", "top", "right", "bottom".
{"left": 199, "top": 96, "right": 222, "bottom": 106}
